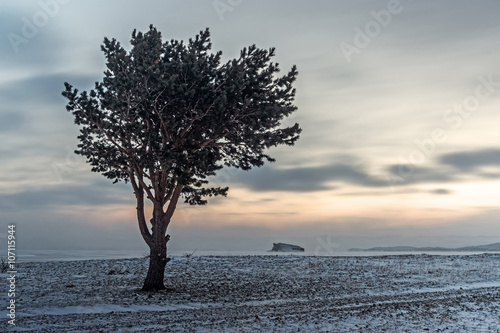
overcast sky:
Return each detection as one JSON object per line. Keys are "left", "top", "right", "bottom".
{"left": 2, "top": 0, "right": 500, "bottom": 253}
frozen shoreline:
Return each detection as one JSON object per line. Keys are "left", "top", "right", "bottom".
{"left": 2, "top": 253, "right": 500, "bottom": 332}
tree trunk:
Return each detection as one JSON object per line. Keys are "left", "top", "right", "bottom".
{"left": 140, "top": 185, "right": 182, "bottom": 291}
{"left": 141, "top": 209, "right": 170, "bottom": 291}
{"left": 141, "top": 237, "right": 169, "bottom": 291}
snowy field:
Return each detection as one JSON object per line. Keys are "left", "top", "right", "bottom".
{"left": 2, "top": 253, "right": 500, "bottom": 332}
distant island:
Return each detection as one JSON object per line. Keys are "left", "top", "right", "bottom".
{"left": 349, "top": 242, "right": 500, "bottom": 252}
{"left": 270, "top": 243, "right": 305, "bottom": 252}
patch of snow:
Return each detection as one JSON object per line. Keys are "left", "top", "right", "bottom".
{"left": 2, "top": 254, "right": 500, "bottom": 332}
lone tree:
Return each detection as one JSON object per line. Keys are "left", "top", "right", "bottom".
{"left": 63, "top": 25, "right": 301, "bottom": 291}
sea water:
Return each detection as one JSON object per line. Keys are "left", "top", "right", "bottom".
{"left": 16, "top": 249, "right": 500, "bottom": 262}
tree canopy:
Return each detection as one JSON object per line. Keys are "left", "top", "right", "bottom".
{"left": 63, "top": 26, "right": 300, "bottom": 207}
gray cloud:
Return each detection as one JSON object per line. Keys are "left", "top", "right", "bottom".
{"left": 439, "top": 149, "right": 500, "bottom": 171}
{"left": 339, "top": 187, "right": 454, "bottom": 197}
{"left": 386, "top": 148, "right": 500, "bottom": 188}
{"left": 234, "top": 147, "right": 500, "bottom": 193}
{"left": 429, "top": 188, "right": 453, "bottom": 195}
{"left": 231, "top": 148, "right": 500, "bottom": 193}
{"left": 1, "top": 73, "right": 96, "bottom": 106}
{"left": 0, "top": 180, "right": 133, "bottom": 210}
{"left": 386, "top": 165, "right": 457, "bottom": 186}
{"left": 231, "top": 163, "right": 388, "bottom": 192}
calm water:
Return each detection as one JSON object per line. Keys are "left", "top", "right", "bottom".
{"left": 15, "top": 249, "right": 500, "bottom": 262}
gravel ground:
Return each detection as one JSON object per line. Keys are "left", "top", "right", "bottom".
{"left": 2, "top": 253, "right": 500, "bottom": 332}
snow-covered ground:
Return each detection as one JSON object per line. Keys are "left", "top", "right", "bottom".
{"left": 2, "top": 253, "right": 500, "bottom": 332}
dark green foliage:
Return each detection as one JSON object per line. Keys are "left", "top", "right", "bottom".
{"left": 62, "top": 25, "right": 300, "bottom": 207}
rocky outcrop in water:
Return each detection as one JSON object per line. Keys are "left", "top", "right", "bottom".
{"left": 271, "top": 243, "right": 305, "bottom": 252}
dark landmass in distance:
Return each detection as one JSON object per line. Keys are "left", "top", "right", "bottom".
{"left": 349, "top": 242, "right": 500, "bottom": 252}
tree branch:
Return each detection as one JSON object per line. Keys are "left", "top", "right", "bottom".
{"left": 163, "top": 184, "right": 184, "bottom": 231}
{"left": 132, "top": 165, "right": 157, "bottom": 204}
{"left": 163, "top": 178, "right": 176, "bottom": 203}
{"left": 130, "top": 173, "right": 153, "bottom": 248}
